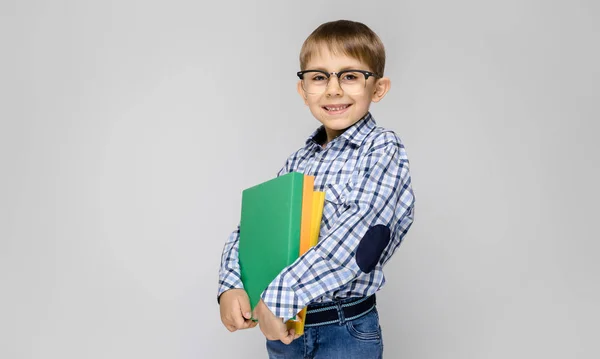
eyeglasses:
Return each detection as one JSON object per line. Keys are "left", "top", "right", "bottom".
{"left": 297, "top": 69, "right": 379, "bottom": 95}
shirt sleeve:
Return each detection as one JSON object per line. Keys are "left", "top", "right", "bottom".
{"left": 217, "top": 226, "right": 244, "bottom": 302}
{"left": 260, "top": 142, "right": 415, "bottom": 320}
{"left": 216, "top": 158, "right": 293, "bottom": 302}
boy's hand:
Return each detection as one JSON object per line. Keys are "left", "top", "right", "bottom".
{"left": 219, "top": 289, "right": 258, "bottom": 332}
{"left": 255, "top": 299, "right": 299, "bottom": 344}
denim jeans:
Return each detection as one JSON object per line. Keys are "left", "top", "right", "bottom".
{"left": 266, "top": 307, "right": 383, "bottom": 359}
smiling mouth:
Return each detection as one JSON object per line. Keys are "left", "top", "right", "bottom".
{"left": 323, "top": 104, "right": 351, "bottom": 113}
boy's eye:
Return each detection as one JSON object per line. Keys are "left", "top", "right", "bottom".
{"left": 341, "top": 72, "right": 360, "bottom": 81}
{"left": 311, "top": 75, "right": 327, "bottom": 82}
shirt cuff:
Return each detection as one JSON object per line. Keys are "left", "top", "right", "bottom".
{"left": 260, "top": 276, "right": 306, "bottom": 321}
{"left": 217, "top": 274, "right": 244, "bottom": 304}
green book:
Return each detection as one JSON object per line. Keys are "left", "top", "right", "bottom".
{"left": 239, "top": 172, "right": 304, "bottom": 316}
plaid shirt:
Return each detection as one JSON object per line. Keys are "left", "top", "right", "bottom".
{"left": 218, "top": 112, "right": 415, "bottom": 321}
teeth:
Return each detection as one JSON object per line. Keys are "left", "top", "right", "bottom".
{"left": 325, "top": 105, "right": 348, "bottom": 111}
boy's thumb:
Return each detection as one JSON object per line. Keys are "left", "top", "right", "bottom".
{"left": 238, "top": 297, "right": 252, "bottom": 319}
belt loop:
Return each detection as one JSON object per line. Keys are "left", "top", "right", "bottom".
{"left": 335, "top": 300, "right": 345, "bottom": 325}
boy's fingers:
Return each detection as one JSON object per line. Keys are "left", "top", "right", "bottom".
{"left": 230, "top": 298, "right": 245, "bottom": 329}
{"left": 225, "top": 324, "right": 237, "bottom": 332}
{"left": 221, "top": 314, "right": 233, "bottom": 327}
{"left": 232, "top": 311, "right": 245, "bottom": 329}
{"left": 279, "top": 328, "right": 295, "bottom": 345}
{"left": 240, "top": 319, "right": 255, "bottom": 329}
{"left": 241, "top": 318, "right": 257, "bottom": 329}
{"left": 280, "top": 332, "right": 294, "bottom": 345}
{"left": 237, "top": 296, "right": 252, "bottom": 320}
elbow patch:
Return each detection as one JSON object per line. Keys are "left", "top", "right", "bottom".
{"left": 356, "top": 224, "right": 391, "bottom": 273}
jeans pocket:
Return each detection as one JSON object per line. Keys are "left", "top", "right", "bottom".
{"left": 345, "top": 309, "right": 381, "bottom": 341}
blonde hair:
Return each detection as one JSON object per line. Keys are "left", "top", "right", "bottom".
{"left": 299, "top": 20, "right": 386, "bottom": 76}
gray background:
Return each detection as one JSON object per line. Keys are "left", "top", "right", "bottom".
{"left": 1, "top": 0, "right": 598, "bottom": 358}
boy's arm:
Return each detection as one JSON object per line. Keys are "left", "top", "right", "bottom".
{"left": 217, "top": 158, "right": 293, "bottom": 302}
{"left": 217, "top": 226, "right": 244, "bottom": 302}
{"left": 260, "top": 139, "right": 415, "bottom": 321}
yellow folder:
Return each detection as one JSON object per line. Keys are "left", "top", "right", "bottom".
{"left": 298, "top": 176, "right": 315, "bottom": 255}
{"left": 286, "top": 182, "right": 325, "bottom": 336}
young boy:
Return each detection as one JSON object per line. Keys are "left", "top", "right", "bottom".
{"left": 218, "top": 20, "right": 415, "bottom": 358}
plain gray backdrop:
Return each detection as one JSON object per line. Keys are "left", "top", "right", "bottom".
{"left": 1, "top": 0, "right": 598, "bottom": 358}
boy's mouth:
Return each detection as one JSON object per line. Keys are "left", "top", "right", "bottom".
{"left": 322, "top": 104, "right": 351, "bottom": 114}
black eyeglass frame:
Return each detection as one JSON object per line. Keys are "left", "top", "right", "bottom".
{"left": 296, "top": 69, "right": 380, "bottom": 94}
{"left": 297, "top": 69, "right": 380, "bottom": 81}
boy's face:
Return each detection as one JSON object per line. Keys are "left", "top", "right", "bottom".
{"left": 297, "top": 45, "right": 390, "bottom": 143}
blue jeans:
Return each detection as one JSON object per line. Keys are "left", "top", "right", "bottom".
{"left": 266, "top": 307, "right": 383, "bottom": 359}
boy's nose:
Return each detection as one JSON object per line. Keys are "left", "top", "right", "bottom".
{"left": 325, "top": 76, "right": 343, "bottom": 96}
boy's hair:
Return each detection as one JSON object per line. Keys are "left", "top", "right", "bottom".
{"left": 299, "top": 20, "right": 386, "bottom": 76}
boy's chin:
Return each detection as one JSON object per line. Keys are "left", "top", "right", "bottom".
{"left": 324, "top": 123, "right": 351, "bottom": 132}
{"left": 321, "top": 117, "right": 360, "bottom": 131}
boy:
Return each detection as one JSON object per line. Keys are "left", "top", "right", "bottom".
{"left": 218, "top": 20, "right": 415, "bottom": 358}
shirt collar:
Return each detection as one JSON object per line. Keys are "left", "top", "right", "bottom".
{"left": 305, "top": 112, "right": 376, "bottom": 148}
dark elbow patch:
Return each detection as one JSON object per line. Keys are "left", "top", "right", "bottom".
{"left": 356, "top": 225, "right": 391, "bottom": 273}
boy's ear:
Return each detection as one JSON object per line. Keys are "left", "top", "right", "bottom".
{"left": 297, "top": 81, "right": 308, "bottom": 105}
{"left": 371, "top": 77, "right": 391, "bottom": 103}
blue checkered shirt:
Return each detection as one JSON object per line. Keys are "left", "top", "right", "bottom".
{"left": 218, "top": 112, "right": 415, "bottom": 321}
